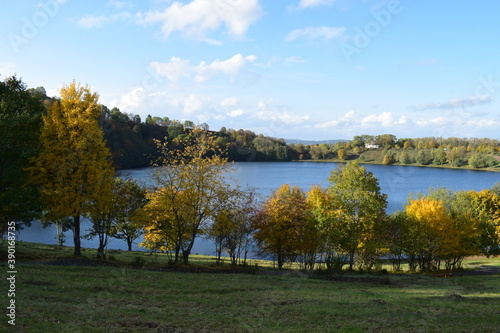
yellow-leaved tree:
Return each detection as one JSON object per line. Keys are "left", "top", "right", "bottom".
{"left": 306, "top": 185, "right": 345, "bottom": 272}
{"left": 468, "top": 189, "right": 500, "bottom": 256}
{"left": 253, "top": 184, "right": 316, "bottom": 269}
{"left": 207, "top": 187, "right": 257, "bottom": 265}
{"left": 404, "top": 190, "right": 484, "bottom": 271}
{"left": 30, "top": 83, "right": 114, "bottom": 256}
{"left": 138, "top": 127, "right": 233, "bottom": 264}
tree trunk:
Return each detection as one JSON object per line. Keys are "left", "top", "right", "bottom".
{"left": 349, "top": 252, "right": 355, "bottom": 271}
{"left": 73, "top": 215, "right": 81, "bottom": 257}
{"left": 97, "top": 235, "right": 106, "bottom": 259}
{"left": 97, "top": 244, "right": 106, "bottom": 259}
{"left": 174, "top": 244, "right": 181, "bottom": 263}
{"left": 127, "top": 237, "right": 133, "bottom": 251}
{"left": 277, "top": 253, "right": 284, "bottom": 269}
{"left": 182, "top": 250, "right": 190, "bottom": 265}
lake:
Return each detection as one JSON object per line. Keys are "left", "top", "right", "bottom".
{"left": 16, "top": 162, "right": 500, "bottom": 255}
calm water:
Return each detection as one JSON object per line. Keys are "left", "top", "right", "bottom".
{"left": 16, "top": 162, "right": 500, "bottom": 254}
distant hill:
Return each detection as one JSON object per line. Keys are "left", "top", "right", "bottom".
{"left": 285, "top": 139, "right": 347, "bottom": 145}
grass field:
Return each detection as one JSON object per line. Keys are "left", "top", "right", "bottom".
{"left": 2, "top": 242, "right": 500, "bottom": 332}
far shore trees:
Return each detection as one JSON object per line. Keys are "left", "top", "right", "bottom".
{"left": 30, "top": 83, "right": 114, "bottom": 257}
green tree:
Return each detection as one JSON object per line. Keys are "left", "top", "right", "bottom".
{"left": 446, "top": 147, "right": 467, "bottom": 167}
{"left": 327, "top": 161, "right": 387, "bottom": 270}
{"left": 0, "top": 76, "right": 45, "bottom": 233}
{"left": 375, "top": 134, "right": 396, "bottom": 148}
{"left": 111, "top": 178, "right": 147, "bottom": 251}
{"left": 468, "top": 153, "right": 496, "bottom": 168}
{"left": 398, "top": 151, "right": 411, "bottom": 164}
{"left": 85, "top": 177, "right": 114, "bottom": 259}
{"left": 491, "top": 182, "right": 500, "bottom": 197}
{"left": 30, "top": 83, "right": 114, "bottom": 256}
{"left": 433, "top": 148, "right": 447, "bottom": 165}
{"left": 381, "top": 211, "right": 412, "bottom": 271}
{"left": 415, "top": 150, "right": 432, "bottom": 165}
{"left": 337, "top": 148, "right": 347, "bottom": 160}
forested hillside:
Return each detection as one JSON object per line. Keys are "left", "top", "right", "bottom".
{"left": 3, "top": 76, "right": 500, "bottom": 170}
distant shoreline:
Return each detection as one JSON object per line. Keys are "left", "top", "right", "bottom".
{"left": 292, "top": 159, "right": 500, "bottom": 173}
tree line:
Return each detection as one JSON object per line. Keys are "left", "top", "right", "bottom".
{"left": 1, "top": 76, "right": 499, "bottom": 271}
{"left": 253, "top": 173, "right": 500, "bottom": 272}
{"left": 294, "top": 134, "right": 500, "bottom": 169}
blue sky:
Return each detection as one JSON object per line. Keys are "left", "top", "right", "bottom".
{"left": 1, "top": 0, "right": 500, "bottom": 140}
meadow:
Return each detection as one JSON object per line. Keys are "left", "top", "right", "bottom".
{"left": 2, "top": 242, "right": 499, "bottom": 333}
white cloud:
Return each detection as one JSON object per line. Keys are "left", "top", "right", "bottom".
{"left": 280, "top": 112, "right": 310, "bottom": 125}
{"left": 414, "top": 116, "right": 500, "bottom": 129}
{"left": 107, "top": 0, "right": 132, "bottom": 9}
{"left": 228, "top": 109, "right": 245, "bottom": 117}
{"left": 315, "top": 110, "right": 356, "bottom": 129}
{"left": 315, "top": 111, "right": 408, "bottom": 131}
{"left": 151, "top": 54, "right": 257, "bottom": 85}
{"left": 114, "top": 87, "right": 146, "bottom": 112}
{"left": 465, "top": 119, "right": 500, "bottom": 127}
{"left": 294, "top": 0, "right": 335, "bottom": 10}
{"left": 76, "top": 15, "right": 109, "bottom": 28}
{"left": 137, "top": 0, "right": 263, "bottom": 42}
{"left": 409, "top": 95, "right": 492, "bottom": 111}
{"left": 194, "top": 54, "right": 256, "bottom": 84}
{"left": 256, "top": 110, "right": 309, "bottom": 125}
{"left": 414, "top": 117, "right": 447, "bottom": 126}
{"left": 150, "top": 57, "right": 191, "bottom": 83}
{"left": 221, "top": 96, "right": 239, "bottom": 108}
{"left": 285, "top": 56, "right": 305, "bottom": 63}
{"left": 256, "top": 100, "right": 268, "bottom": 111}
{"left": 285, "top": 26, "right": 346, "bottom": 42}
{"left": 361, "top": 112, "right": 407, "bottom": 128}
{"left": 171, "top": 94, "right": 207, "bottom": 115}
{"left": 76, "top": 12, "right": 132, "bottom": 28}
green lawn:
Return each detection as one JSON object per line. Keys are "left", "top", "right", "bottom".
{"left": 2, "top": 242, "right": 500, "bottom": 332}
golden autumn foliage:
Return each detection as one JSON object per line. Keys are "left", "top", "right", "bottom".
{"left": 139, "top": 127, "right": 233, "bottom": 264}
{"left": 306, "top": 186, "right": 346, "bottom": 270}
{"left": 207, "top": 188, "right": 256, "bottom": 265}
{"left": 405, "top": 192, "right": 484, "bottom": 271}
{"left": 253, "top": 184, "right": 318, "bottom": 269}
{"left": 30, "top": 82, "right": 114, "bottom": 256}
{"left": 468, "top": 189, "right": 500, "bottom": 255}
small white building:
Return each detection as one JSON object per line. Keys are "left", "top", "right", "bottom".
{"left": 365, "top": 144, "right": 380, "bottom": 149}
